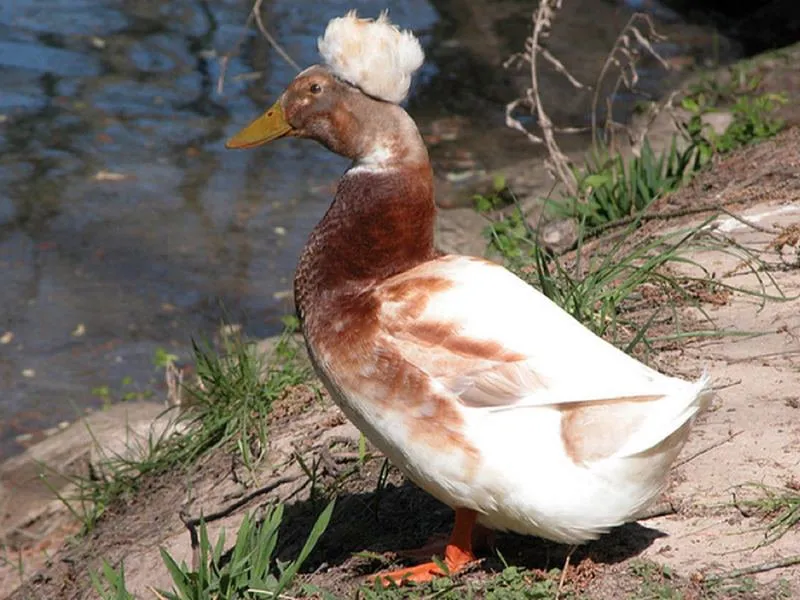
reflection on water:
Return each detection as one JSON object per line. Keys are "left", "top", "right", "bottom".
{"left": 0, "top": 0, "right": 736, "bottom": 458}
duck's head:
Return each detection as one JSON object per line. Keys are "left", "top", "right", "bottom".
{"left": 226, "top": 11, "right": 426, "bottom": 167}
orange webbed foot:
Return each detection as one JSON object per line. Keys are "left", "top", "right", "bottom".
{"left": 372, "top": 508, "right": 480, "bottom": 587}
{"left": 374, "top": 542, "right": 476, "bottom": 586}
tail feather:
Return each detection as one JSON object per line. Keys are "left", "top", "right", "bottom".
{"left": 613, "top": 373, "right": 712, "bottom": 458}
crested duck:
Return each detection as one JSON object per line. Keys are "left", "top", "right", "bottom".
{"left": 226, "top": 11, "right": 712, "bottom": 586}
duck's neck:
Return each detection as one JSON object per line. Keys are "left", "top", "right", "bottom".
{"left": 294, "top": 157, "right": 437, "bottom": 321}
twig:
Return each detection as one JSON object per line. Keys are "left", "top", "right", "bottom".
{"left": 636, "top": 498, "right": 679, "bottom": 520}
{"left": 717, "top": 207, "right": 780, "bottom": 234}
{"left": 503, "top": 0, "right": 580, "bottom": 196}
{"left": 251, "top": 0, "right": 300, "bottom": 72}
{"left": 585, "top": 201, "right": 757, "bottom": 238}
{"left": 676, "top": 429, "right": 743, "bottom": 468}
{"left": 181, "top": 474, "right": 301, "bottom": 528}
{"left": 591, "top": 14, "right": 668, "bottom": 147}
{"left": 711, "top": 379, "right": 742, "bottom": 392}
{"left": 556, "top": 545, "right": 576, "bottom": 600}
{"left": 179, "top": 473, "right": 302, "bottom": 570}
{"left": 704, "top": 554, "right": 800, "bottom": 583}
{"left": 216, "top": 0, "right": 300, "bottom": 94}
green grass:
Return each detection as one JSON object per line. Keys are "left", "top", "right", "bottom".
{"left": 682, "top": 90, "right": 787, "bottom": 162}
{"left": 53, "top": 321, "right": 311, "bottom": 534}
{"left": 556, "top": 136, "right": 702, "bottom": 230}
{"left": 543, "top": 80, "right": 787, "bottom": 231}
{"left": 91, "top": 500, "right": 335, "bottom": 600}
{"left": 733, "top": 483, "right": 800, "bottom": 547}
{"left": 626, "top": 561, "right": 685, "bottom": 600}
{"left": 357, "top": 564, "right": 563, "bottom": 599}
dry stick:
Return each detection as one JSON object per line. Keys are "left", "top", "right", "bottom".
{"left": 585, "top": 201, "right": 773, "bottom": 238}
{"left": 216, "top": 0, "right": 300, "bottom": 95}
{"left": 251, "top": 0, "right": 300, "bottom": 72}
{"left": 527, "top": 0, "right": 578, "bottom": 196}
{"left": 555, "top": 545, "right": 577, "bottom": 600}
{"left": 216, "top": 11, "right": 255, "bottom": 95}
{"left": 179, "top": 474, "right": 302, "bottom": 571}
{"left": 503, "top": 0, "right": 583, "bottom": 196}
{"left": 675, "top": 429, "right": 743, "bottom": 468}
{"left": 705, "top": 554, "right": 800, "bottom": 583}
{"left": 590, "top": 14, "right": 668, "bottom": 149}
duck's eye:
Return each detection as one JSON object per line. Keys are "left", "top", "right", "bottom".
{"left": 310, "top": 83, "right": 322, "bottom": 95}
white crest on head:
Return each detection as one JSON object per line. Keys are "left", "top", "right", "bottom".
{"left": 318, "top": 10, "right": 424, "bottom": 104}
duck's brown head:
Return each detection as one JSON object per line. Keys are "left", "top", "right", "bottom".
{"left": 226, "top": 11, "right": 427, "bottom": 168}
{"left": 226, "top": 65, "right": 427, "bottom": 168}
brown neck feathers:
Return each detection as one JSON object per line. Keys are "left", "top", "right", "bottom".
{"left": 294, "top": 163, "right": 436, "bottom": 319}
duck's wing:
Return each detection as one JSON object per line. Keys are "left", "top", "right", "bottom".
{"left": 374, "top": 255, "right": 711, "bottom": 459}
{"left": 374, "top": 255, "right": 707, "bottom": 411}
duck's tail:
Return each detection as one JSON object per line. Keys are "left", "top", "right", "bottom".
{"left": 612, "top": 372, "right": 713, "bottom": 459}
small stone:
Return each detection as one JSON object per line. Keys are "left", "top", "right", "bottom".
{"left": 539, "top": 219, "right": 579, "bottom": 254}
{"left": 274, "top": 226, "right": 287, "bottom": 236}
{"left": 71, "top": 323, "right": 86, "bottom": 337}
{"left": 22, "top": 368, "right": 35, "bottom": 378}
{"left": 700, "top": 112, "right": 734, "bottom": 137}
{"left": 0, "top": 331, "right": 13, "bottom": 344}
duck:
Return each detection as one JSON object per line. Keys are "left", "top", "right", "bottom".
{"left": 225, "top": 10, "right": 712, "bottom": 586}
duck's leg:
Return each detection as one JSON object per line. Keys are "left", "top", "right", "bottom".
{"left": 375, "top": 508, "right": 478, "bottom": 586}
{"left": 397, "top": 522, "right": 495, "bottom": 560}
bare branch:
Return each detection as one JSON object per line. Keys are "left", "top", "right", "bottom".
{"left": 216, "top": 0, "right": 300, "bottom": 94}
{"left": 591, "top": 14, "right": 670, "bottom": 147}
{"left": 251, "top": 0, "right": 301, "bottom": 72}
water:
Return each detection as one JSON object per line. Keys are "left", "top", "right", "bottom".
{"left": 0, "top": 0, "right": 739, "bottom": 459}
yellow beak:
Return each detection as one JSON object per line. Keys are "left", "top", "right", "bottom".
{"left": 225, "top": 101, "right": 293, "bottom": 149}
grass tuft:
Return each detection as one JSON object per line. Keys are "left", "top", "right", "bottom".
{"left": 52, "top": 321, "right": 310, "bottom": 534}
{"left": 733, "top": 483, "right": 800, "bottom": 547}
{"left": 91, "top": 500, "right": 335, "bottom": 600}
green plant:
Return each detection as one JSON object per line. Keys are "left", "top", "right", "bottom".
{"left": 357, "top": 564, "right": 562, "bottom": 599}
{"left": 91, "top": 376, "right": 156, "bottom": 408}
{"left": 628, "top": 560, "right": 683, "bottom": 599}
{"left": 54, "top": 323, "right": 310, "bottom": 533}
{"left": 733, "top": 483, "right": 800, "bottom": 547}
{"left": 555, "top": 137, "right": 702, "bottom": 229}
{"left": 157, "top": 500, "right": 334, "bottom": 600}
{"left": 682, "top": 89, "right": 787, "bottom": 163}
{"left": 483, "top": 565, "right": 560, "bottom": 599}
{"left": 89, "top": 501, "right": 335, "bottom": 600}
{"left": 90, "top": 560, "right": 136, "bottom": 600}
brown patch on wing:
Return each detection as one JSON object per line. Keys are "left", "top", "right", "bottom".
{"left": 371, "top": 260, "right": 541, "bottom": 409}
{"left": 560, "top": 395, "right": 663, "bottom": 464}
{"left": 300, "top": 263, "right": 482, "bottom": 480}
{"left": 379, "top": 275, "right": 454, "bottom": 320}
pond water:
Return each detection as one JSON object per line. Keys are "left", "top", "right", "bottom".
{"left": 0, "top": 0, "right": 740, "bottom": 459}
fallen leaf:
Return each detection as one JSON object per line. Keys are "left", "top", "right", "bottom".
{"left": 0, "top": 331, "right": 13, "bottom": 344}
{"left": 71, "top": 323, "right": 86, "bottom": 337}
